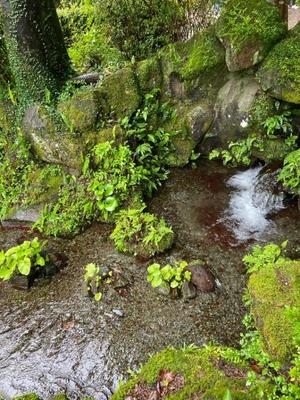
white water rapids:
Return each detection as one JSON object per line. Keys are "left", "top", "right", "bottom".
{"left": 222, "top": 166, "right": 285, "bottom": 242}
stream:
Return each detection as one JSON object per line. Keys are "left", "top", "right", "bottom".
{"left": 0, "top": 161, "right": 299, "bottom": 399}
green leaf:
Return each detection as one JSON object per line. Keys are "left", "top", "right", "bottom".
{"left": 103, "top": 196, "right": 118, "bottom": 212}
{"left": 85, "top": 263, "right": 98, "bottom": 278}
{"left": 36, "top": 255, "right": 45, "bottom": 267}
{"left": 94, "top": 292, "right": 102, "bottom": 302}
{"left": 18, "top": 257, "right": 31, "bottom": 276}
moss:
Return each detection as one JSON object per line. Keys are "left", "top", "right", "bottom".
{"left": 257, "top": 34, "right": 300, "bottom": 104}
{"left": 181, "top": 28, "right": 225, "bottom": 80}
{"left": 0, "top": 99, "right": 15, "bottom": 132}
{"left": 112, "top": 347, "right": 251, "bottom": 400}
{"left": 135, "top": 56, "right": 164, "bottom": 94}
{"left": 248, "top": 260, "right": 300, "bottom": 363}
{"left": 98, "top": 66, "right": 141, "bottom": 120}
{"left": 13, "top": 394, "right": 40, "bottom": 400}
{"left": 216, "top": 0, "right": 286, "bottom": 52}
{"left": 52, "top": 395, "right": 69, "bottom": 400}
{"left": 95, "top": 125, "right": 125, "bottom": 146}
{"left": 250, "top": 93, "right": 276, "bottom": 129}
{"left": 57, "top": 87, "right": 101, "bottom": 132}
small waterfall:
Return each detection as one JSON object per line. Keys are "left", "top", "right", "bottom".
{"left": 222, "top": 166, "right": 285, "bottom": 242}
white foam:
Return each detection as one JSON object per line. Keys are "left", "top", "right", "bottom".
{"left": 222, "top": 167, "right": 285, "bottom": 242}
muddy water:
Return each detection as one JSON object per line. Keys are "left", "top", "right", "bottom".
{"left": 0, "top": 161, "right": 299, "bottom": 399}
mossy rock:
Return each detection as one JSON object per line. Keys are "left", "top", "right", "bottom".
{"left": 216, "top": 0, "right": 287, "bottom": 72}
{"left": 181, "top": 28, "right": 225, "bottom": 81}
{"left": 252, "top": 137, "right": 292, "bottom": 163}
{"left": 164, "top": 101, "right": 213, "bottom": 167}
{"left": 248, "top": 259, "right": 300, "bottom": 364}
{"left": 159, "top": 31, "right": 227, "bottom": 101}
{"left": 201, "top": 74, "right": 261, "bottom": 152}
{"left": 22, "top": 105, "right": 95, "bottom": 171}
{"left": 98, "top": 66, "right": 141, "bottom": 120}
{"left": 135, "top": 56, "right": 164, "bottom": 94}
{"left": 111, "top": 347, "right": 252, "bottom": 400}
{"left": 257, "top": 31, "right": 300, "bottom": 104}
{"left": 3, "top": 165, "right": 64, "bottom": 222}
{"left": 57, "top": 87, "right": 101, "bottom": 132}
{"left": 95, "top": 125, "right": 125, "bottom": 146}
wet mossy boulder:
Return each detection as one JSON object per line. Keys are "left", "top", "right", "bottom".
{"left": 202, "top": 74, "right": 261, "bottom": 152}
{"left": 111, "top": 347, "right": 251, "bottom": 400}
{"left": 3, "top": 166, "right": 64, "bottom": 223}
{"left": 164, "top": 101, "right": 214, "bottom": 167}
{"left": 57, "top": 87, "right": 101, "bottom": 132}
{"left": 181, "top": 28, "right": 225, "bottom": 81}
{"left": 248, "top": 259, "right": 300, "bottom": 364}
{"left": 216, "top": 0, "right": 287, "bottom": 72}
{"left": 159, "top": 29, "right": 227, "bottom": 101}
{"left": 97, "top": 67, "right": 141, "bottom": 120}
{"left": 257, "top": 29, "right": 300, "bottom": 104}
{"left": 22, "top": 106, "right": 95, "bottom": 171}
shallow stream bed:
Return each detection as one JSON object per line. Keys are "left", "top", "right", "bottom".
{"left": 0, "top": 161, "right": 299, "bottom": 399}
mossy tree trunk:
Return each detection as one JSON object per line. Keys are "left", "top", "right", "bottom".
{"left": 0, "top": 0, "right": 70, "bottom": 105}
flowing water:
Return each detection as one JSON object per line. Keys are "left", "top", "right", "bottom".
{"left": 0, "top": 161, "right": 299, "bottom": 399}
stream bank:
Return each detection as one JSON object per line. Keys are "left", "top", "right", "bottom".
{"left": 0, "top": 160, "right": 299, "bottom": 399}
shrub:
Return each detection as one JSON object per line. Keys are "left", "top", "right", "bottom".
{"left": 111, "top": 207, "right": 174, "bottom": 256}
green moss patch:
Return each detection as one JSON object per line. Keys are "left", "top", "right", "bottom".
{"left": 112, "top": 347, "right": 251, "bottom": 400}
{"left": 181, "top": 28, "right": 225, "bottom": 80}
{"left": 216, "top": 0, "right": 286, "bottom": 71}
{"left": 257, "top": 34, "right": 300, "bottom": 104}
{"left": 248, "top": 260, "right": 300, "bottom": 363}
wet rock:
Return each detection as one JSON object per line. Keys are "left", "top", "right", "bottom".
{"left": 10, "top": 275, "right": 30, "bottom": 291}
{"left": 216, "top": 0, "right": 286, "bottom": 72}
{"left": 112, "top": 309, "right": 125, "bottom": 318}
{"left": 182, "top": 281, "right": 197, "bottom": 300}
{"left": 157, "top": 286, "right": 171, "bottom": 297}
{"left": 187, "top": 264, "right": 216, "bottom": 293}
{"left": 187, "top": 103, "right": 214, "bottom": 143}
{"left": 202, "top": 75, "right": 261, "bottom": 151}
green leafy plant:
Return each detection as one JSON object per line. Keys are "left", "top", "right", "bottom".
{"left": 209, "top": 137, "right": 257, "bottom": 167}
{"left": 242, "top": 241, "right": 288, "bottom": 273}
{"left": 278, "top": 148, "right": 300, "bottom": 196}
{"left": 83, "top": 262, "right": 113, "bottom": 302}
{"left": 0, "top": 238, "right": 46, "bottom": 281}
{"left": 147, "top": 260, "right": 191, "bottom": 290}
{"left": 111, "top": 207, "right": 174, "bottom": 256}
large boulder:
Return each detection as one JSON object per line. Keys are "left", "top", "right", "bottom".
{"left": 23, "top": 106, "right": 93, "bottom": 171}
{"left": 97, "top": 67, "right": 141, "bottom": 120}
{"left": 216, "top": 0, "right": 287, "bottom": 72}
{"left": 257, "top": 27, "right": 300, "bottom": 104}
{"left": 159, "top": 28, "right": 227, "bottom": 101}
{"left": 57, "top": 87, "right": 101, "bottom": 132}
{"left": 201, "top": 74, "right": 261, "bottom": 151}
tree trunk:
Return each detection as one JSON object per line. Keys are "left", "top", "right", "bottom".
{"left": 274, "top": 0, "right": 289, "bottom": 24}
{"left": 0, "top": 0, "right": 70, "bottom": 105}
